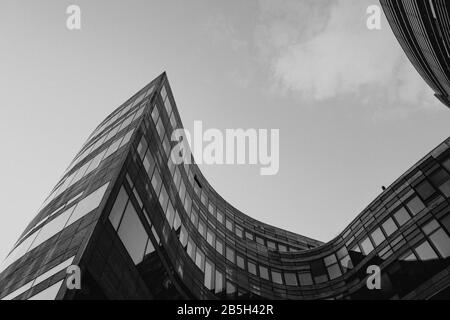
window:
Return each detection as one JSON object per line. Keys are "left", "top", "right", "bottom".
{"left": 215, "top": 238, "right": 224, "bottom": 255}
{"left": 204, "top": 259, "right": 214, "bottom": 290}
{"left": 340, "top": 255, "right": 353, "bottom": 271}
{"left": 195, "top": 249, "right": 205, "bottom": 271}
{"left": 429, "top": 169, "right": 450, "bottom": 197}
{"left": 371, "top": 228, "right": 385, "bottom": 246}
{"left": 298, "top": 272, "right": 313, "bottom": 286}
{"left": 226, "top": 246, "right": 235, "bottom": 263}
{"left": 278, "top": 244, "right": 287, "bottom": 252}
{"left": 66, "top": 182, "right": 110, "bottom": 226}
{"left": 145, "top": 238, "right": 155, "bottom": 255}
{"left": 360, "top": 237, "right": 374, "bottom": 255}
{"left": 116, "top": 201, "right": 148, "bottom": 264}
{"left": 187, "top": 238, "right": 196, "bottom": 261}
{"left": 248, "top": 261, "right": 257, "bottom": 275}
{"left": 284, "top": 273, "right": 298, "bottom": 286}
{"left": 245, "top": 232, "right": 254, "bottom": 241}
{"left": 406, "top": 196, "right": 425, "bottom": 216}
{"left": 158, "top": 185, "right": 169, "bottom": 212}
{"left": 255, "top": 237, "right": 265, "bottom": 246}
{"left": 143, "top": 151, "right": 156, "bottom": 176}
{"left": 225, "top": 218, "right": 233, "bottom": 232}
{"left": 235, "top": 226, "right": 243, "bottom": 238}
{"left": 151, "top": 170, "right": 162, "bottom": 195}
{"left": 271, "top": 270, "right": 283, "bottom": 284}
{"left": 179, "top": 225, "right": 188, "bottom": 248}
{"left": 267, "top": 241, "right": 276, "bottom": 250}
{"left": 109, "top": 187, "right": 129, "bottom": 230}
{"left": 216, "top": 210, "right": 224, "bottom": 224}
{"left": 215, "top": 270, "right": 224, "bottom": 294}
{"left": 382, "top": 217, "right": 398, "bottom": 237}
{"left": 206, "top": 229, "right": 214, "bottom": 246}
{"left": 429, "top": 229, "right": 450, "bottom": 258}
{"left": 393, "top": 207, "right": 410, "bottom": 226}
{"left": 259, "top": 266, "right": 269, "bottom": 280}
{"left": 324, "top": 254, "right": 337, "bottom": 266}
{"left": 327, "top": 264, "right": 342, "bottom": 280}
{"left": 414, "top": 240, "right": 438, "bottom": 260}
{"left": 415, "top": 180, "right": 435, "bottom": 201}
{"left": 28, "top": 280, "right": 63, "bottom": 300}
{"left": 198, "top": 220, "right": 206, "bottom": 238}
{"left": 422, "top": 220, "right": 440, "bottom": 235}
{"left": 165, "top": 202, "right": 175, "bottom": 227}
{"left": 236, "top": 254, "right": 245, "bottom": 269}
{"left": 226, "top": 281, "right": 236, "bottom": 297}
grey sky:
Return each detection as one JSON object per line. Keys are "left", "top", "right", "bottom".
{"left": 0, "top": 0, "right": 449, "bottom": 261}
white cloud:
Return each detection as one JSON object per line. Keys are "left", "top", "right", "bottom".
{"left": 255, "top": 0, "right": 442, "bottom": 114}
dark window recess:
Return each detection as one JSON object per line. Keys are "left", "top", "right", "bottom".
{"left": 414, "top": 180, "right": 435, "bottom": 201}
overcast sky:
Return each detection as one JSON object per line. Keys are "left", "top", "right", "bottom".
{"left": 0, "top": 0, "right": 449, "bottom": 261}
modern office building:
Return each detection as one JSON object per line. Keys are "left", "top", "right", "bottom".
{"left": 380, "top": 0, "right": 450, "bottom": 108}
{"left": 0, "top": 73, "right": 449, "bottom": 300}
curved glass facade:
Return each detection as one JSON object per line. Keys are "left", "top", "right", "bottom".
{"left": 380, "top": 0, "right": 450, "bottom": 108}
{"left": 0, "top": 73, "right": 449, "bottom": 300}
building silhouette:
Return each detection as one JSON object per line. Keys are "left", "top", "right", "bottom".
{"left": 0, "top": 73, "right": 449, "bottom": 300}
{"left": 381, "top": 0, "right": 450, "bottom": 108}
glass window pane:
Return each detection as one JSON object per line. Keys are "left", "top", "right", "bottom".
{"left": 117, "top": 202, "right": 148, "bottom": 264}
{"left": 324, "top": 254, "right": 337, "bottom": 266}
{"left": 226, "top": 246, "right": 235, "bottom": 263}
{"left": 271, "top": 271, "right": 283, "bottom": 284}
{"left": 204, "top": 259, "right": 214, "bottom": 290}
{"left": 406, "top": 196, "right": 425, "bottom": 216}
{"left": 360, "top": 237, "right": 374, "bottom": 255}
{"left": 236, "top": 254, "right": 245, "bottom": 269}
{"left": 415, "top": 180, "right": 435, "bottom": 201}
{"left": 215, "top": 270, "right": 224, "bottom": 294}
{"left": 226, "top": 281, "right": 236, "bottom": 296}
{"left": 151, "top": 170, "right": 162, "bottom": 195}
{"left": 215, "top": 238, "right": 224, "bottom": 255}
{"left": 298, "top": 272, "right": 313, "bottom": 286}
{"left": 327, "top": 264, "right": 342, "bottom": 280}
{"left": 414, "top": 240, "right": 438, "bottom": 260}
{"left": 248, "top": 261, "right": 257, "bottom": 275}
{"left": 108, "top": 187, "right": 129, "bottom": 230}
{"left": 206, "top": 229, "right": 214, "bottom": 246}
{"left": 371, "top": 228, "right": 385, "bottom": 246}
{"left": 158, "top": 185, "right": 169, "bottom": 212}
{"left": 179, "top": 225, "right": 188, "bottom": 248}
{"left": 429, "top": 229, "right": 450, "bottom": 258}
{"left": 28, "top": 280, "right": 63, "bottom": 300}
{"left": 225, "top": 219, "right": 233, "bottom": 231}
{"left": 259, "top": 266, "right": 269, "bottom": 280}
{"left": 382, "top": 217, "right": 398, "bottom": 237}
{"left": 393, "top": 207, "right": 410, "bottom": 226}
{"left": 340, "top": 255, "right": 353, "bottom": 271}
{"left": 422, "top": 219, "right": 440, "bottom": 235}
{"left": 284, "top": 273, "right": 298, "bottom": 286}
{"left": 143, "top": 151, "right": 156, "bottom": 177}
{"left": 195, "top": 249, "right": 205, "bottom": 271}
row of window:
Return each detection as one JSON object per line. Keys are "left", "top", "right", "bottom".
{"left": 42, "top": 122, "right": 136, "bottom": 211}
{"left": 1, "top": 182, "right": 110, "bottom": 275}
{"left": 68, "top": 101, "right": 145, "bottom": 174}
{"left": 89, "top": 84, "right": 154, "bottom": 143}
{"left": 1, "top": 255, "right": 75, "bottom": 300}
{"left": 341, "top": 155, "right": 450, "bottom": 250}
